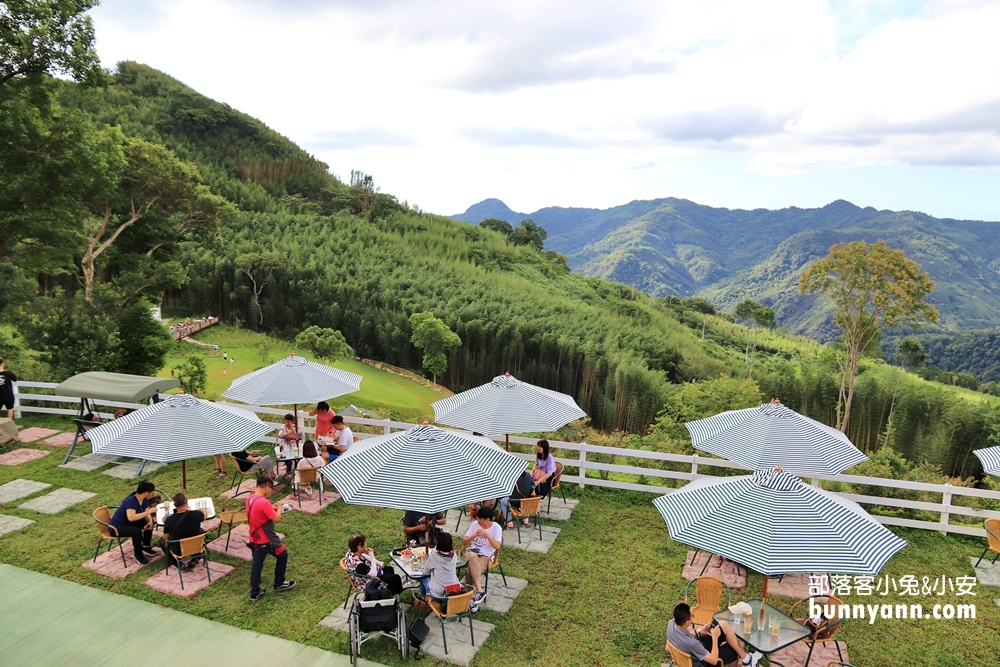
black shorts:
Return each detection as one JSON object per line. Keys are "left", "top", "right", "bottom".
{"left": 0, "top": 395, "right": 13, "bottom": 410}
{"left": 698, "top": 632, "right": 739, "bottom": 665}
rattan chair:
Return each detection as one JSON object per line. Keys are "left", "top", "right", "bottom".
{"left": 789, "top": 595, "right": 847, "bottom": 667}
{"left": 546, "top": 461, "right": 567, "bottom": 514}
{"left": 296, "top": 467, "right": 325, "bottom": 508}
{"left": 215, "top": 509, "right": 248, "bottom": 551}
{"left": 228, "top": 452, "right": 260, "bottom": 497}
{"left": 92, "top": 506, "right": 128, "bottom": 568}
{"left": 427, "top": 584, "right": 476, "bottom": 655}
{"left": 510, "top": 495, "right": 543, "bottom": 543}
{"left": 666, "top": 640, "right": 724, "bottom": 667}
{"left": 340, "top": 556, "right": 376, "bottom": 609}
{"left": 975, "top": 517, "right": 1000, "bottom": 567}
{"left": 164, "top": 533, "right": 212, "bottom": 591}
{"left": 683, "top": 575, "right": 732, "bottom": 626}
{"left": 482, "top": 546, "right": 507, "bottom": 594}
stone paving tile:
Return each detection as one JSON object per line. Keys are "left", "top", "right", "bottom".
{"left": 144, "top": 560, "right": 235, "bottom": 599}
{"left": 420, "top": 613, "right": 495, "bottom": 666}
{"left": 0, "top": 479, "right": 51, "bottom": 505}
{"left": 765, "top": 573, "right": 830, "bottom": 598}
{"left": 285, "top": 490, "right": 340, "bottom": 515}
{"left": 474, "top": 522, "right": 560, "bottom": 554}
{"left": 220, "top": 478, "right": 286, "bottom": 500}
{"left": 0, "top": 448, "right": 50, "bottom": 466}
{"left": 539, "top": 497, "right": 579, "bottom": 521}
{"left": 0, "top": 514, "right": 35, "bottom": 537}
{"left": 59, "top": 453, "right": 123, "bottom": 472}
{"left": 206, "top": 523, "right": 285, "bottom": 561}
{"left": 969, "top": 556, "right": 1000, "bottom": 587}
{"left": 82, "top": 544, "right": 165, "bottom": 578}
{"left": 480, "top": 575, "right": 527, "bottom": 614}
{"left": 19, "top": 488, "right": 97, "bottom": 514}
{"left": 42, "top": 432, "right": 77, "bottom": 448}
{"left": 770, "top": 639, "right": 849, "bottom": 667}
{"left": 994, "top": 598, "right": 1000, "bottom": 609}
{"left": 103, "top": 460, "right": 166, "bottom": 478}
{"left": 15, "top": 427, "right": 59, "bottom": 442}
{"left": 682, "top": 551, "right": 748, "bottom": 590}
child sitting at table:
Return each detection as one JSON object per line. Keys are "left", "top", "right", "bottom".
{"left": 276, "top": 413, "right": 301, "bottom": 476}
{"left": 295, "top": 440, "right": 325, "bottom": 496}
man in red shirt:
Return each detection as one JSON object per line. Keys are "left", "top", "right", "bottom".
{"left": 245, "top": 475, "right": 296, "bottom": 601}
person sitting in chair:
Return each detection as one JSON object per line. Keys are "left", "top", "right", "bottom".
{"left": 414, "top": 532, "right": 460, "bottom": 603}
{"left": 462, "top": 507, "right": 502, "bottom": 609}
{"left": 295, "top": 440, "right": 325, "bottom": 496}
{"left": 532, "top": 439, "right": 557, "bottom": 497}
{"left": 499, "top": 470, "right": 536, "bottom": 528}
{"left": 159, "top": 493, "right": 206, "bottom": 570}
{"left": 110, "top": 481, "right": 159, "bottom": 564}
{"left": 667, "top": 603, "right": 760, "bottom": 667}
{"left": 232, "top": 448, "right": 276, "bottom": 478}
{"left": 402, "top": 510, "right": 447, "bottom": 547}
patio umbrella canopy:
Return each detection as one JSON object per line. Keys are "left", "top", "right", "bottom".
{"left": 432, "top": 372, "right": 586, "bottom": 436}
{"left": 321, "top": 424, "right": 526, "bottom": 514}
{"left": 221, "top": 355, "right": 362, "bottom": 407}
{"left": 653, "top": 468, "right": 907, "bottom": 576}
{"left": 973, "top": 446, "right": 1000, "bottom": 476}
{"left": 685, "top": 402, "right": 868, "bottom": 476}
{"left": 88, "top": 394, "right": 275, "bottom": 462}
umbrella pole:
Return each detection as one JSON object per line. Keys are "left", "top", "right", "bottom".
{"left": 760, "top": 573, "right": 769, "bottom": 626}
{"left": 505, "top": 434, "right": 509, "bottom": 452}
{"left": 182, "top": 460, "right": 187, "bottom": 491}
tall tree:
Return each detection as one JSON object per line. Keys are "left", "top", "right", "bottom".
{"left": 294, "top": 325, "right": 354, "bottom": 361}
{"left": 480, "top": 218, "right": 513, "bottom": 237}
{"left": 237, "top": 251, "right": 281, "bottom": 327}
{"left": 408, "top": 311, "right": 461, "bottom": 384}
{"left": 509, "top": 219, "right": 547, "bottom": 251}
{"left": 800, "top": 240, "right": 938, "bottom": 432}
{"left": 897, "top": 337, "right": 927, "bottom": 372}
{"left": 0, "top": 0, "right": 102, "bottom": 87}
{"left": 734, "top": 298, "right": 776, "bottom": 378}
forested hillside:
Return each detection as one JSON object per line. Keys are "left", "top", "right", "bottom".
{"left": 453, "top": 198, "right": 1000, "bottom": 340}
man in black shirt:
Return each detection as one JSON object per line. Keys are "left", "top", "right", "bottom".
{"left": 402, "top": 510, "right": 447, "bottom": 547}
{"left": 0, "top": 359, "right": 17, "bottom": 420}
{"left": 160, "top": 494, "right": 206, "bottom": 569}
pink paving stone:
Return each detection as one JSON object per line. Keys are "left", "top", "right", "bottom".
{"left": 41, "top": 432, "right": 77, "bottom": 448}
{"left": 144, "top": 560, "right": 235, "bottom": 599}
{"left": 82, "top": 544, "right": 165, "bottom": 579}
{"left": 284, "top": 490, "right": 340, "bottom": 515}
{"left": 206, "top": 523, "right": 285, "bottom": 562}
{"left": 15, "top": 427, "right": 60, "bottom": 442}
{"left": 219, "top": 478, "right": 286, "bottom": 500}
{"left": 0, "top": 448, "right": 50, "bottom": 466}
{"left": 766, "top": 573, "right": 830, "bottom": 598}
{"left": 682, "top": 551, "right": 748, "bottom": 590}
{"left": 770, "top": 638, "right": 849, "bottom": 667}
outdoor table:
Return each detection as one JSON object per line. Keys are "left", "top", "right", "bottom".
{"left": 389, "top": 547, "right": 466, "bottom": 588}
{"left": 156, "top": 497, "right": 216, "bottom": 526}
{"left": 274, "top": 446, "right": 303, "bottom": 479}
{"left": 713, "top": 598, "right": 811, "bottom": 666}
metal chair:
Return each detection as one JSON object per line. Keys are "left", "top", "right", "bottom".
{"left": 92, "top": 506, "right": 128, "bottom": 568}
{"left": 348, "top": 595, "right": 407, "bottom": 665}
{"left": 483, "top": 546, "right": 507, "bottom": 594}
{"left": 510, "top": 495, "right": 543, "bottom": 543}
{"left": 295, "top": 467, "right": 325, "bottom": 508}
{"left": 228, "top": 453, "right": 259, "bottom": 497}
{"left": 163, "top": 534, "right": 212, "bottom": 591}
{"left": 215, "top": 509, "right": 248, "bottom": 551}
{"left": 546, "top": 461, "right": 567, "bottom": 514}
{"left": 666, "top": 640, "right": 724, "bottom": 667}
{"left": 789, "top": 595, "right": 847, "bottom": 667}
{"left": 340, "top": 556, "right": 376, "bottom": 609}
{"left": 683, "top": 575, "right": 732, "bottom": 626}
{"left": 975, "top": 517, "right": 1000, "bottom": 567}
{"left": 427, "top": 584, "right": 476, "bottom": 655}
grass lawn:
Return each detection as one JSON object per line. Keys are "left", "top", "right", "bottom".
{"left": 2, "top": 412, "right": 998, "bottom": 667}
{"left": 158, "top": 326, "right": 444, "bottom": 423}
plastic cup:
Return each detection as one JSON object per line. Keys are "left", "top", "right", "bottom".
{"left": 743, "top": 613, "right": 752, "bottom": 633}
{"left": 771, "top": 618, "right": 781, "bottom": 636}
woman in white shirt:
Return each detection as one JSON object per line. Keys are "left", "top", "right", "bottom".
{"left": 295, "top": 440, "right": 325, "bottom": 496}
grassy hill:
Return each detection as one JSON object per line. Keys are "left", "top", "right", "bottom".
{"left": 453, "top": 198, "right": 1000, "bottom": 339}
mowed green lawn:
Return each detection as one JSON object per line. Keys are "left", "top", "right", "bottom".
{"left": 2, "top": 413, "right": 999, "bottom": 667}
{"left": 158, "top": 325, "right": 443, "bottom": 423}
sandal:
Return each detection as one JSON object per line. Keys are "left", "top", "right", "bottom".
{"left": 521, "top": 518, "right": 530, "bottom": 526}
{"left": 506, "top": 521, "right": 514, "bottom": 529}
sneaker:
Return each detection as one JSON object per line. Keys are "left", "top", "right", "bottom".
{"left": 134, "top": 553, "right": 149, "bottom": 565}
{"left": 745, "top": 652, "right": 763, "bottom": 667}
{"left": 274, "top": 580, "right": 297, "bottom": 592}
{"left": 413, "top": 591, "right": 426, "bottom": 603}
{"left": 182, "top": 559, "right": 199, "bottom": 571}
{"left": 472, "top": 590, "right": 486, "bottom": 604}
{"left": 304, "top": 488, "right": 314, "bottom": 496}
{"left": 141, "top": 546, "right": 158, "bottom": 555}
{"left": 250, "top": 589, "right": 266, "bottom": 601}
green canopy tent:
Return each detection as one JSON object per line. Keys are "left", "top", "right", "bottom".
{"left": 56, "top": 372, "right": 180, "bottom": 472}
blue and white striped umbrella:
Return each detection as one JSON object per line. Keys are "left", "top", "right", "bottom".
{"left": 221, "top": 354, "right": 362, "bottom": 406}
{"left": 685, "top": 402, "right": 868, "bottom": 476}
{"left": 88, "top": 394, "right": 275, "bottom": 462}
{"left": 320, "top": 424, "right": 527, "bottom": 514}
{"left": 653, "top": 469, "right": 907, "bottom": 575}
{"left": 432, "top": 372, "right": 586, "bottom": 436}
{"left": 973, "top": 447, "right": 1000, "bottom": 476}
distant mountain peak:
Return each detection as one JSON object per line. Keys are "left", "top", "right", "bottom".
{"left": 451, "top": 198, "right": 528, "bottom": 224}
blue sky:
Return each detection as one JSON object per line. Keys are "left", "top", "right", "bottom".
{"left": 89, "top": 0, "right": 1000, "bottom": 220}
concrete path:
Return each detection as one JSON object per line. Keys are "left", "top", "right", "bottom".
{"left": 0, "top": 514, "right": 34, "bottom": 537}
{"left": 19, "top": 487, "right": 96, "bottom": 514}
{"left": 0, "top": 478, "right": 51, "bottom": 505}
{"left": 1, "top": 564, "right": 385, "bottom": 667}
{"left": 969, "top": 556, "right": 1000, "bottom": 587}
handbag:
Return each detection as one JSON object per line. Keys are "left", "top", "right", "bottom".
{"left": 408, "top": 618, "right": 430, "bottom": 653}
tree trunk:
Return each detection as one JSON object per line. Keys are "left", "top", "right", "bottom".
{"left": 840, "top": 348, "right": 861, "bottom": 434}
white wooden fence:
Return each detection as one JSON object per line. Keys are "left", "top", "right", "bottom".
{"left": 13, "top": 381, "right": 1000, "bottom": 538}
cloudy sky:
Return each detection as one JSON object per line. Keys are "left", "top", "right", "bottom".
{"left": 89, "top": 0, "right": 1000, "bottom": 220}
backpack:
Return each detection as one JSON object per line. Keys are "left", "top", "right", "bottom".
{"left": 363, "top": 579, "right": 391, "bottom": 601}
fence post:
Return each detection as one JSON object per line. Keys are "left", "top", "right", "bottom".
{"left": 383, "top": 420, "right": 391, "bottom": 436}
{"left": 12, "top": 382, "right": 20, "bottom": 419}
{"left": 939, "top": 483, "right": 952, "bottom": 535}
{"left": 690, "top": 453, "right": 699, "bottom": 479}
{"left": 578, "top": 444, "right": 587, "bottom": 488}
{"left": 811, "top": 477, "right": 820, "bottom": 488}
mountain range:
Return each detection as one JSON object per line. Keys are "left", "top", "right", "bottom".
{"left": 452, "top": 198, "right": 1000, "bottom": 340}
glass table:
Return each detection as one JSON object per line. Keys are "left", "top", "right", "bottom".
{"left": 389, "top": 547, "right": 466, "bottom": 587}
{"left": 156, "top": 497, "right": 216, "bottom": 526}
{"left": 713, "top": 598, "right": 811, "bottom": 666}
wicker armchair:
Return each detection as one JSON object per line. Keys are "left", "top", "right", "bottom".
{"left": 789, "top": 595, "right": 847, "bottom": 667}
{"left": 683, "top": 575, "right": 732, "bottom": 626}
{"left": 92, "top": 506, "right": 128, "bottom": 568}
{"left": 975, "top": 517, "right": 1000, "bottom": 567}
{"left": 427, "top": 585, "right": 476, "bottom": 655}
{"left": 666, "top": 640, "right": 724, "bottom": 667}
{"left": 340, "top": 556, "right": 375, "bottom": 609}
{"left": 215, "top": 509, "right": 248, "bottom": 551}
{"left": 546, "top": 461, "right": 567, "bottom": 513}
{"left": 164, "top": 533, "right": 212, "bottom": 591}
{"left": 510, "top": 495, "right": 543, "bottom": 543}
{"left": 296, "top": 467, "right": 325, "bottom": 508}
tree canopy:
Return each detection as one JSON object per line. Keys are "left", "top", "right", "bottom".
{"left": 0, "top": 0, "right": 102, "bottom": 86}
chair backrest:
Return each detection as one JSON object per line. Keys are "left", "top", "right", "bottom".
{"left": 173, "top": 533, "right": 207, "bottom": 558}
{"left": 519, "top": 496, "right": 542, "bottom": 515}
{"left": 92, "top": 506, "right": 116, "bottom": 539}
{"left": 434, "top": 587, "right": 474, "bottom": 617}
{"left": 298, "top": 467, "right": 319, "bottom": 484}
{"left": 488, "top": 547, "right": 501, "bottom": 569}
{"left": 551, "top": 461, "right": 564, "bottom": 489}
{"left": 666, "top": 640, "right": 694, "bottom": 667}
{"left": 694, "top": 576, "right": 725, "bottom": 609}
{"left": 986, "top": 518, "right": 1000, "bottom": 551}
{"left": 219, "top": 510, "right": 247, "bottom": 526}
